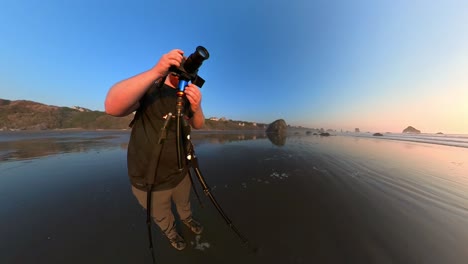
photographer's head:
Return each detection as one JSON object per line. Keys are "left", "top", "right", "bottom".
{"left": 166, "top": 72, "right": 180, "bottom": 88}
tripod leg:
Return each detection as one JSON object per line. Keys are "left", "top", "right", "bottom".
{"left": 191, "top": 157, "right": 249, "bottom": 244}
{"left": 188, "top": 170, "right": 204, "bottom": 208}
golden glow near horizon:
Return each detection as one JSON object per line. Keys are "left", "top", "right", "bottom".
{"left": 309, "top": 56, "right": 468, "bottom": 134}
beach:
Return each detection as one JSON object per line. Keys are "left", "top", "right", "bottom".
{"left": 1, "top": 130, "right": 468, "bottom": 264}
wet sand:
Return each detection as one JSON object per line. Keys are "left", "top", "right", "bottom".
{"left": 1, "top": 131, "right": 468, "bottom": 263}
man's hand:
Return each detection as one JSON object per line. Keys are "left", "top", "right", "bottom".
{"left": 185, "top": 83, "right": 205, "bottom": 129}
{"left": 184, "top": 83, "right": 202, "bottom": 113}
{"left": 152, "top": 49, "right": 184, "bottom": 77}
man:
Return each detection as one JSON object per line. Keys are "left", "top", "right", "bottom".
{"left": 105, "top": 49, "right": 205, "bottom": 250}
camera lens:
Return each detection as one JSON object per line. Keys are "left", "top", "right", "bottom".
{"left": 196, "top": 46, "right": 209, "bottom": 60}
{"left": 184, "top": 46, "right": 209, "bottom": 74}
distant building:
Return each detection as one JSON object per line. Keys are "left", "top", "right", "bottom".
{"left": 71, "top": 106, "right": 91, "bottom": 112}
{"left": 355, "top": 128, "right": 360, "bottom": 132}
{"left": 71, "top": 106, "right": 85, "bottom": 112}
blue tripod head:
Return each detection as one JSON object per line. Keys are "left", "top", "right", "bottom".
{"left": 177, "top": 79, "right": 189, "bottom": 93}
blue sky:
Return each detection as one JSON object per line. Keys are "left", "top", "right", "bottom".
{"left": 1, "top": 0, "right": 467, "bottom": 133}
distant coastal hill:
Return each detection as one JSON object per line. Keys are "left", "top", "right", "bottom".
{"left": 0, "top": 98, "right": 267, "bottom": 131}
{"left": 0, "top": 98, "right": 134, "bottom": 130}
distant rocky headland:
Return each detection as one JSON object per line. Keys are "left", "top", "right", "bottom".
{"left": 0, "top": 98, "right": 272, "bottom": 131}
{"left": 402, "top": 126, "right": 421, "bottom": 134}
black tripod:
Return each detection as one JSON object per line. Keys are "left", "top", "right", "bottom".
{"left": 145, "top": 77, "right": 249, "bottom": 263}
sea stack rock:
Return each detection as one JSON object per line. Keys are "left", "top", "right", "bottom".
{"left": 402, "top": 126, "right": 421, "bottom": 134}
{"left": 266, "top": 119, "right": 287, "bottom": 134}
{"left": 266, "top": 119, "right": 287, "bottom": 146}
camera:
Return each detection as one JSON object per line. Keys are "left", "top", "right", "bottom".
{"left": 169, "top": 46, "right": 210, "bottom": 88}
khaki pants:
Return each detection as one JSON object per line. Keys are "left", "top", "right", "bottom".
{"left": 132, "top": 174, "right": 192, "bottom": 237}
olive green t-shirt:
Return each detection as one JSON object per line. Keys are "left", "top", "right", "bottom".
{"left": 127, "top": 82, "right": 192, "bottom": 191}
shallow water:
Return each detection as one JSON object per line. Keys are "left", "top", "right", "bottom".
{"left": 1, "top": 131, "right": 468, "bottom": 264}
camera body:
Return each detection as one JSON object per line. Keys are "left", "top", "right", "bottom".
{"left": 169, "top": 46, "right": 209, "bottom": 88}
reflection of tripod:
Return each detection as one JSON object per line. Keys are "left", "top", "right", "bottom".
{"left": 145, "top": 77, "right": 248, "bottom": 263}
